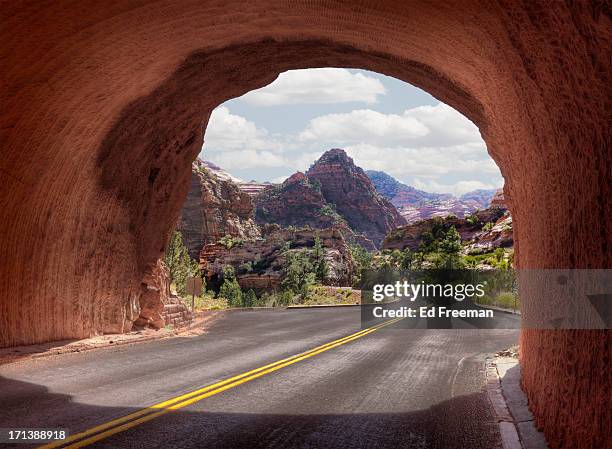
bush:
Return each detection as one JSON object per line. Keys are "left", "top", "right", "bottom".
{"left": 219, "top": 265, "right": 242, "bottom": 307}
{"left": 495, "top": 291, "right": 519, "bottom": 310}
{"left": 482, "top": 222, "right": 494, "bottom": 232}
{"left": 243, "top": 289, "right": 257, "bottom": 307}
{"left": 218, "top": 235, "right": 243, "bottom": 249}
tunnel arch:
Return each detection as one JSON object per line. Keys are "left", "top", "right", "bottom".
{"left": 1, "top": 2, "right": 609, "bottom": 449}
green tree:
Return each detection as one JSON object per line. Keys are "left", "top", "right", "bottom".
{"left": 436, "top": 226, "right": 464, "bottom": 269}
{"left": 164, "top": 231, "right": 200, "bottom": 295}
{"left": 350, "top": 244, "right": 373, "bottom": 286}
{"left": 282, "top": 250, "right": 314, "bottom": 300}
{"left": 311, "top": 234, "right": 329, "bottom": 282}
{"left": 219, "top": 265, "right": 242, "bottom": 307}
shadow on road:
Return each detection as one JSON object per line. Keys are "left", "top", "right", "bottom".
{"left": 0, "top": 375, "right": 503, "bottom": 449}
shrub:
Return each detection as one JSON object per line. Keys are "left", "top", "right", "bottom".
{"left": 243, "top": 289, "right": 257, "bottom": 307}
{"left": 219, "top": 265, "right": 242, "bottom": 307}
{"left": 218, "top": 235, "right": 243, "bottom": 249}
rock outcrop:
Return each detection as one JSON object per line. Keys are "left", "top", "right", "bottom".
{"left": 200, "top": 225, "right": 354, "bottom": 291}
{"left": 254, "top": 172, "right": 337, "bottom": 229}
{"left": 464, "top": 213, "right": 513, "bottom": 254}
{"left": 136, "top": 259, "right": 192, "bottom": 330}
{"left": 178, "top": 158, "right": 260, "bottom": 258}
{"left": 383, "top": 204, "right": 509, "bottom": 251}
{"left": 305, "top": 149, "right": 406, "bottom": 246}
{"left": 254, "top": 170, "right": 377, "bottom": 250}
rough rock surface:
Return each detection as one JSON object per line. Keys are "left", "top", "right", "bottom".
{"left": 254, "top": 172, "right": 377, "bottom": 251}
{"left": 178, "top": 158, "right": 260, "bottom": 258}
{"left": 305, "top": 149, "right": 406, "bottom": 246}
{"left": 135, "top": 259, "right": 192, "bottom": 330}
{"left": 254, "top": 172, "right": 337, "bottom": 230}
{"left": 200, "top": 225, "right": 354, "bottom": 291}
{"left": 383, "top": 205, "right": 508, "bottom": 251}
{"left": 464, "top": 213, "right": 513, "bottom": 254}
{"left": 1, "top": 3, "right": 610, "bottom": 448}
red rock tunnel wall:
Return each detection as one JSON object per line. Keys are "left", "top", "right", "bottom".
{"left": 1, "top": 2, "right": 610, "bottom": 448}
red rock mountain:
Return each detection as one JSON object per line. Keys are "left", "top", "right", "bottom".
{"left": 258, "top": 149, "right": 403, "bottom": 247}
{"left": 178, "top": 158, "right": 260, "bottom": 258}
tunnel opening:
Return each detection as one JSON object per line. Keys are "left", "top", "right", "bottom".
{"left": 1, "top": 3, "right": 609, "bottom": 449}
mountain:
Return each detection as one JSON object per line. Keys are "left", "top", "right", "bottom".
{"left": 177, "top": 158, "right": 260, "bottom": 258}
{"left": 366, "top": 170, "right": 451, "bottom": 207}
{"left": 398, "top": 198, "right": 483, "bottom": 223}
{"left": 366, "top": 170, "right": 501, "bottom": 224}
{"left": 254, "top": 149, "right": 405, "bottom": 247}
{"left": 459, "top": 188, "right": 499, "bottom": 209}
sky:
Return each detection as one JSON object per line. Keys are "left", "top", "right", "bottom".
{"left": 199, "top": 68, "right": 503, "bottom": 196}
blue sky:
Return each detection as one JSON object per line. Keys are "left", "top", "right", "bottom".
{"left": 199, "top": 68, "right": 503, "bottom": 196}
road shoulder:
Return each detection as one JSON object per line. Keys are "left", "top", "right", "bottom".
{"left": 486, "top": 352, "right": 549, "bottom": 449}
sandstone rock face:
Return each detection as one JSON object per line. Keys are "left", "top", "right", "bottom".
{"left": 135, "top": 259, "right": 192, "bottom": 330}
{"left": 135, "top": 259, "right": 170, "bottom": 329}
{"left": 200, "top": 226, "right": 354, "bottom": 291}
{"left": 488, "top": 189, "right": 506, "bottom": 209}
{"left": 254, "top": 171, "right": 377, "bottom": 250}
{"left": 305, "top": 149, "right": 406, "bottom": 246}
{"left": 383, "top": 205, "right": 508, "bottom": 251}
{"left": 1, "top": 3, "right": 609, "bottom": 448}
{"left": 254, "top": 172, "right": 336, "bottom": 229}
{"left": 464, "top": 213, "right": 513, "bottom": 254}
{"left": 178, "top": 159, "right": 260, "bottom": 258}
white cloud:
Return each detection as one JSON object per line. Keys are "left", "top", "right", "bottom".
{"left": 298, "top": 103, "right": 481, "bottom": 148}
{"left": 203, "top": 106, "right": 283, "bottom": 152}
{"left": 298, "top": 109, "right": 429, "bottom": 145}
{"left": 201, "top": 101, "right": 502, "bottom": 194}
{"left": 239, "top": 68, "right": 386, "bottom": 106}
{"left": 208, "top": 149, "right": 287, "bottom": 170}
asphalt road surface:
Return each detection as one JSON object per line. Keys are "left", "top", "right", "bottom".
{"left": 0, "top": 306, "right": 519, "bottom": 449}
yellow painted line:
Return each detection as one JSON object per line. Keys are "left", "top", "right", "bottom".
{"left": 39, "top": 317, "right": 402, "bottom": 449}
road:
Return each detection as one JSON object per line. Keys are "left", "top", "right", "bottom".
{"left": 0, "top": 306, "right": 519, "bottom": 449}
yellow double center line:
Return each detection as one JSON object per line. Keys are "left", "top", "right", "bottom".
{"left": 39, "top": 317, "right": 402, "bottom": 449}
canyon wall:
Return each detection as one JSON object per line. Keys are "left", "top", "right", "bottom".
{"left": 1, "top": 2, "right": 609, "bottom": 448}
{"left": 178, "top": 158, "right": 260, "bottom": 258}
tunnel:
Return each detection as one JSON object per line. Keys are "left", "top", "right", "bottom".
{"left": 0, "top": 2, "right": 610, "bottom": 448}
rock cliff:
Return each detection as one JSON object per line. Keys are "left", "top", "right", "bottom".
{"left": 383, "top": 203, "right": 509, "bottom": 252}
{"left": 178, "top": 158, "right": 260, "bottom": 258}
{"left": 305, "top": 149, "right": 406, "bottom": 246}
{"left": 200, "top": 225, "right": 355, "bottom": 291}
